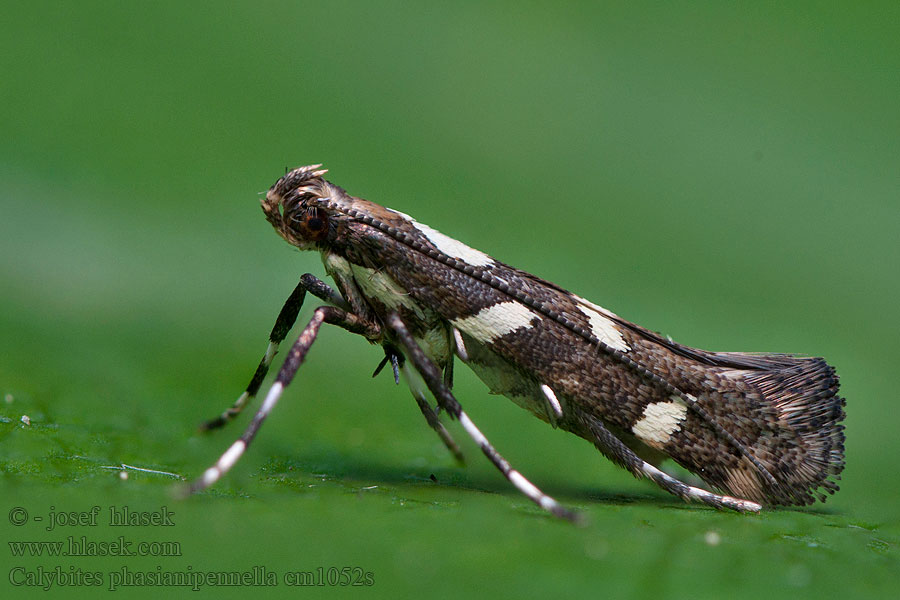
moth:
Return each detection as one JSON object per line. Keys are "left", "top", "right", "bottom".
{"left": 188, "top": 165, "right": 845, "bottom": 521}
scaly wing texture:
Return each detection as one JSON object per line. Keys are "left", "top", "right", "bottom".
{"left": 305, "top": 177, "right": 845, "bottom": 506}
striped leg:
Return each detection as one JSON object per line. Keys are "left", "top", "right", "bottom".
{"left": 387, "top": 314, "right": 579, "bottom": 522}
{"left": 199, "top": 274, "right": 348, "bottom": 431}
{"left": 578, "top": 411, "right": 761, "bottom": 512}
{"left": 188, "top": 305, "right": 381, "bottom": 493}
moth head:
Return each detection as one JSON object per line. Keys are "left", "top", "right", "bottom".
{"left": 262, "top": 164, "right": 334, "bottom": 249}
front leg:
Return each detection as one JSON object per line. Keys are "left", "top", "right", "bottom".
{"left": 199, "top": 274, "right": 347, "bottom": 431}
{"left": 187, "top": 305, "right": 380, "bottom": 493}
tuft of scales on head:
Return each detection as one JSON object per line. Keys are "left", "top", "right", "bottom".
{"left": 262, "top": 165, "right": 333, "bottom": 249}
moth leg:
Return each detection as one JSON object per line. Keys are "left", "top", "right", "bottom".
{"left": 577, "top": 411, "right": 761, "bottom": 512}
{"left": 373, "top": 343, "right": 465, "bottom": 463}
{"left": 299, "top": 273, "right": 353, "bottom": 310}
{"left": 371, "top": 343, "right": 403, "bottom": 384}
{"left": 411, "top": 390, "right": 465, "bottom": 465}
{"left": 451, "top": 327, "right": 469, "bottom": 362}
{"left": 187, "top": 305, "right": 380, "bottom": 493}
{"left": 387, "top": 314, "right": 579, "bottom": 522}
{"left": 199, "top": 274, "right": 348, "bottom": 431}
{"left": 540, "top": 384, "right": 563, "bottom": 429}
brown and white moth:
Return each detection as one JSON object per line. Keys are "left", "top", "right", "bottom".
{"left": 189, "top": 164, "right": 846, "bottom": 521}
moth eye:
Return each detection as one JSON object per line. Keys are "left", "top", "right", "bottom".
{"left": 299, "top": 207, "right": 329, "bottom": 241}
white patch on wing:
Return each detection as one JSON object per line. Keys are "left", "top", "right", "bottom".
{"left": 631, "top": 399, "right": 688, "bottom": 446}
{"left": 574, "top": 299, "right": 630, "bottom": 352}
{"left": 451, "top": 301, "right": 538, "bottom": 344}
{"left": 350, "top": 264, "right": 426, "bottom": 320}
{"left": 384, "top": 206, "right": 493, "bottom": 266}
{"left": 572, "top": 294, "right": 620, "bottom": 319}
{"left": 411, "top": 221, "right": 494, "bottom": 267}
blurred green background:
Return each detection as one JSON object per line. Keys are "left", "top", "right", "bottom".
{"left": 2, "top": 1, "right": 898, "bottom": 598}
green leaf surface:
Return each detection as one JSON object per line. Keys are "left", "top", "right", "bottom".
{"left": 2, "top": 2, "right": 898, "bottom": 598}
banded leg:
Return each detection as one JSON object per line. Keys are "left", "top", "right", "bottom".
{"left": 387, "top": 314, "right": 579, "bottom": 522}
{"left": 199, "top": 274, "right": 348, "bottom": 431}
{"left": 577, "top": 411, "right": 761, "bottom": 512}
{"left": 188, "top": 305, "right": 381, "bottom": 493}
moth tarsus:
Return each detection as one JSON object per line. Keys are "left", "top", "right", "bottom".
{"left": 188, "top": 164, "right": 846, "bottom": 520}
